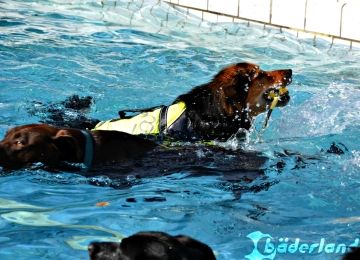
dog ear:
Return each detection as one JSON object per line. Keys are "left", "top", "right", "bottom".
{"left": 52, "top": 130, "right": 82, "bottom": 161}
{"left": 220, "top": 63, "right": 260, "bottom": 104}
{"left": 234, "top": 63, "right": 260, "bottom": 104}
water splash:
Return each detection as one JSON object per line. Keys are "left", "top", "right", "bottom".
{"left": 262, "top": 82, "right": 360, "bottom": 139}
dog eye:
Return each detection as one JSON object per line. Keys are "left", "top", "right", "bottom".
{"left": 15, "top": 141, "right": 24, "bottom": 147}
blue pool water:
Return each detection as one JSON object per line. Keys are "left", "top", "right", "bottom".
{"left": 1, "top": 0, "right": 360, "bottom": 259}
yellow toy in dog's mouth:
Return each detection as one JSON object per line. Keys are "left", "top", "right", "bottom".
{"left": 266, "top": 87, "right": 288, "bottom": 100}
{"left": 262, "top": 87, "right": 288, "bottom": 130}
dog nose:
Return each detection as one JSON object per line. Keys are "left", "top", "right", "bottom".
{"left": 284, "top": 69, "right": 292, "bottom": 84}
{"left": 285, "top": 69, "right": 292, "bottom": 78}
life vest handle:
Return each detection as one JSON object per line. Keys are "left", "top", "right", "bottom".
{"left": 118, "top": 105, "right": 163, "bottom": 119}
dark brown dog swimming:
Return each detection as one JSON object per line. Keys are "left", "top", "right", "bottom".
{"left": 0, "top": 123, "right": 267, "bottom": 186}
{"left": 0, "top": 124, "right": 157, "bottom": 170}
{"left": 88, "top": 231, "right": 216, "bottom": 260}
{"left": 93, "top": 62, "right": 292, "bottom": 141}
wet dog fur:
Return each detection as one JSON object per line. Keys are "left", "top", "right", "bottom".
{"left": 342, "top": 247, "right": 360, "bottom": 260}
{"left": 0, "top": 63, "right": 291, "bottom": 184}
{"left": 174, "top": 62, "right": 291, "bottom": 140}
{"left": 88, "top": 231, "right": 216, "bottom": 260}
{"left": 29, "top": 62, "right": 292, "bottom": 141}
{"left": 0, "top": 124, "right": 157, "bottom": 170}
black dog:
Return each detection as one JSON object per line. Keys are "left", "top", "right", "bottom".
{"left": 342, "top": 247, "right": 360, "bottom": 260}
{"left": 28, "top": 95, "right": 100, "bottom": 130}
{"left": 88, "top": 231, "right": 216, "bottom": 260}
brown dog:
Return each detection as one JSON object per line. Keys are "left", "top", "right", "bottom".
{"left": 88, "top": 231, "right": 216, "bottom": 260}
{"left": 93, "top": 62, "right": 292, "bottom": 141}
{"left": 0, "top": 124, "right": 157, "bottom": 170}
{"left": 0, "top": 123, "right": 268, "bottom": 182}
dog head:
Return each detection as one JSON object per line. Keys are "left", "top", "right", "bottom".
{"left": 175, "top": 62, "right": 292, "bottom": 137}
{"left": 212, "top": 62, "right": 292, "bottom": 119}
{"left": 343, "top": 247, "right": 360, "bottom": 260}
{"left": 88, "top": 232, "right": 216, "bottom": 260}
{"left": 0, "top": 124, "right": 83, "bottom": 169}
{"left": 88, "top": 242, "right": 123, "bottom": 260}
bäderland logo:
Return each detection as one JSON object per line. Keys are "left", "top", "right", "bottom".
{"left": 245, "top": 231, "right": 359, "bottom": 260}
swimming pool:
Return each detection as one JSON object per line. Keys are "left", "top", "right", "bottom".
{"left": 1, "top": 0, "right": 360, "bottom": 259}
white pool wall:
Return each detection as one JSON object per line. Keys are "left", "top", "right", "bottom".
{"left": 164, "top": 0, "right": 360, "bottom": 48}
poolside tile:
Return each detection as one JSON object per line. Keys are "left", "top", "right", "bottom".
{"left": 281, "top": 28, "right": 299, "bottom": 37}
{"left": 239, "top": 0, "right": 271, "bottom": 23}
{"left": 298, "top": 31, "right": 315, "bottom": 39}
{"left": 315, "top": 34, "right": 333, "bottom": 44}
{"left": 305, "top": 0, "right": 342, "bottom": 36}
{"left": 208, "top": 0, "right": 238, "bottom": 16}
{"left": 203, "top": 11, "right": 218, "bottom": 23}
{"left": 178, "top": 0, "right": 208, "bottom": 10}
{"left": 187, "top": 9, "right": 203, "bottom": 20}
{"left": 217, "top": 15, "right": 233, "bottom": 23}
{"left": 234, "top": 17, "right": 250, "bottom": 26}
{"left": 174, "top": 6, "right": 188, "bottom": 14}
{"left": 341, "top": 3, "right": 360, "bottom": 41}
{"left": 271, "top": 0, "right": 306, "bottom": 30}
{"left": 333, "top": 37, "right": 351, "bottom": 47}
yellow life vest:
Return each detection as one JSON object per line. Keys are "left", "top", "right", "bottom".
{"left": 93, "top": 102, "right": 186, "bottom": 135}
